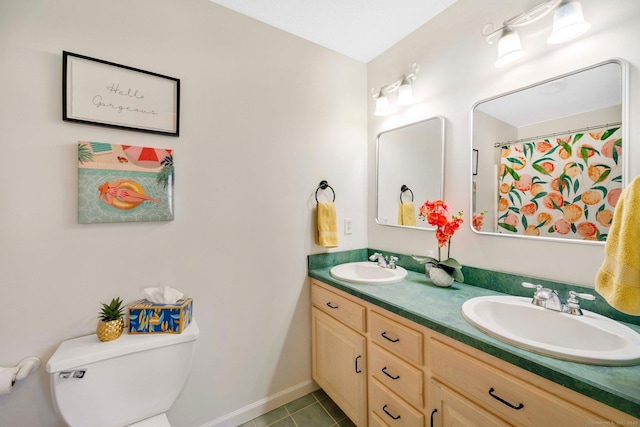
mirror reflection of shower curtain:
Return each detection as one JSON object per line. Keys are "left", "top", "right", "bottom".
{"left": 495, "top": 125, "right": 622, "bottom": 241}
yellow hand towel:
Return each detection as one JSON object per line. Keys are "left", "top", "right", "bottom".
{"left": 595, "top": 176, "right": 640, "bottom": 315}
{"left": 398, "top": 202, "right": 417, "bottom": 226}
{"left": 316, "top": 202, "right": 338, "bottom": 248}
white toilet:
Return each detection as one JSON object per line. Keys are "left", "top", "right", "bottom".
{"left": 46, "top": 319, "right": 199, "bottom": 427}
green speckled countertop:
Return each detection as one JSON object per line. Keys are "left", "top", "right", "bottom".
{"left": 308, "top": 249, "right": 640, "bottom": 419}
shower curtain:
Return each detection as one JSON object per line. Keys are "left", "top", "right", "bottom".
{"left": 497, "top": 125, "right": 622, "bottom": 241}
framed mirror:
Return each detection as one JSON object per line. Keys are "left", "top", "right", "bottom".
{"left": 471, "top": 59, "right": 628, "bottom": 244}
{"left": 376, "top": 116, "right": 445, "bottom": 230}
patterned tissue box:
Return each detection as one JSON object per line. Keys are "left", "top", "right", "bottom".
{"left": 128, "top": 298, "right": 193, "bottom": 334}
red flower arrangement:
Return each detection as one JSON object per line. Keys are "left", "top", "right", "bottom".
{"left": 413, "top": 199, "right": 465, "bottom": 282}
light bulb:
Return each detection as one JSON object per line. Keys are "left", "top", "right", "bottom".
{"left": 495, "top": 27, "right": 526, "bottom": 68}
{"left": 374, "top": 91, "right": 391, "bottom": 116}
{"left": 396, "top": 77, "right": 414, "bottom": 106}
{"left": 547, "top": 0, "right": 591, "bottom": 44}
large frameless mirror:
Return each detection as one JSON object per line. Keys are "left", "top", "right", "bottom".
{"left": 471, "top": 59, "right": 628, "bottom": 244}
{"left": 376, "top": 116, "right": 445, "bottom": 230}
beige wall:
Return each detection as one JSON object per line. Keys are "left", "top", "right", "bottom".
{"left": 368, "top": 0, "right": 640, "bottom": 286}
{"left": 0, "top": 1, "right": 366, "bottom": 426}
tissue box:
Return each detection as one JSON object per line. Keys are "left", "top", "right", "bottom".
{"left": 128, "top": 298, "right": 193, "bottom": 334}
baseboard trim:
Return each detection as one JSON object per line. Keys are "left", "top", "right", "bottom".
{"left": 199, "top": 380, "right": 319, "bottom": 427}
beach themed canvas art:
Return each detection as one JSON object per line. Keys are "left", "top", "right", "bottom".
{"left": 78, "top": 141, "right": 174, "bottom": 223}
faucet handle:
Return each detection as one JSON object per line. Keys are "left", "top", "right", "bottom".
{"left": 568, "top": 291, "right": 595, "bottom": 301}
{"left": 565, "top": 291, "right": 595, "bottom": 315}
{"left": 522, "top": 282, "right": 542, "bottom": 292}
{"left": 388, "top": 256, "right": 398, "bottom": 269}
{"left": 369, "top": 253, "right": 382, "bottom": 262}
{"left": 522, "top": 282, "right": 544, "bottom": 306}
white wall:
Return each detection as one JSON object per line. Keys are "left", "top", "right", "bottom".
{"left": 0, "top": 1, "right": 367, "bottom": 426}
{"left": 368, "top": 0, "right": 640, "bottom": 287}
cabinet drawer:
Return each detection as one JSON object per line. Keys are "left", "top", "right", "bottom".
{"left": 370, "top": 378, "right": 424, "bottom": 427}
{"left": 369, "top": 342, "right": 423, "bottom": 409}
{"left": 312, "top": 283, "right": 365, "bottom": 332}
{"left": 430, "top": 339, "right": 606, "bottom": 427}
{"left": 369, "top": 412, "right": 390, "bottom": 427}
{"left": 369, "top": 311, "right": 422, "bottom": 365}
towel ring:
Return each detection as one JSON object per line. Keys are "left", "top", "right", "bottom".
{"left": 400, "top": 185, "right": 413, "bottom": 203}
{"left": 315, "top": 180, "right": 335, "bottom": 203}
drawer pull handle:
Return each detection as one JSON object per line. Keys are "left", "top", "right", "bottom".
{"left": 381, "top": 332, "right": 399, "bottom": 343}
{"left": 326, "top": 302, "right": 339, "bottom": 309}
{"left": 382, "top": 367, "right": 400, "bottom": 380}
{"left": 355, "top": 355, "right": 362, "bottom": 373}
{"left": 382, "top": 404, "right": 401, "bottom": 420}
{"left": 430, "top": 408, "right": 438, "bottom": 427}
{"left": 488, "top": 387, "right": 524, "bottom": 410}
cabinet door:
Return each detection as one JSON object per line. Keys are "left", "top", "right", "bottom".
{"left": 430, "top": 380, "right": 510, "bottom": 427}
{"left": 312, "top": 307, "right": 367, "bottom": 426}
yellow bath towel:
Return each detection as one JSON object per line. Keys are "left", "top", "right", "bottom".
{"left": 398, "top": 202, "right": 417, "bottom": 226}
{"left": 595, "top": 176, "right": 640, "bottom": 315}
{"left": 316, "top": 202, "right": 338, "bottom": 248}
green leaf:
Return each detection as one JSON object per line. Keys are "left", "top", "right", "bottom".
{"left": 597, "top": 203, "right": 606, "bottom": 213}
{"left": 511, "top": 190, "right": 522, "bottom": 204}
{"left": 612, "top": 175, "right": 622, "bottom": 183}
{"left": 591, "top": 186, "right": 608, "bottom": 197}
{"left": 573, "top": 179, "right": 580, "bottom": 194}
{"left": 533, "top": 156, "right": 555, "bottom": 164}
{"left": 613, "top": 138, "right": 621, "bottom": 165}
{"left": 584, "top": 206, "right": 589, "bottom": 220}
{"left": 506, "top": 166, "right": 520, "bottom": 181}
{"left": 498, "top": 223, "right": 517, "bottom": 232}
{"left": 571, "top": 223, "right": 577, "bottom": 233}
{"left": 573, "top": 133, "right": 584, "bottom": 143}
{"left": 546, "top": 144, "right": 561, "bottom": 155}
{"left": 531, "top": 191, "right": 548, "bottom": 201}
{"left": 522, "top": 215, "right": 528, "bottom": 229}
{"left": 548, "top": 225, "right": 555, "bottom": 233}
{"left": 507, "top": 157, "right": 524, "bottom": 165}
{"left": 594, "top": 168, "right": 611, "bottom": 184}
{"left": 580, "top": 147, "right": 589, "bottom": 165}
{"left": 572, "top": 195, "right": 582, "bottom": 203}
{"left": 601, "top": 127, "right": 620, "bottom": 140}
{"left": 508, "top": 206, "right": 520, "bottom": 214}
{"left": 551, "top": 198, "right": 563, "bottom": 212}
{"left": 532, "top": 163, "right": 551, "bottom": 176}
{"left": 450, "top": 268, "right": 465, "bottom": 282}
{"left": 440, "top": 258, "right": 462, "bottom": 269}
{"left": 558, "top": 140, "right": 572, "bottom": 155}
{"left": 411, "top": 255, "right": 438, "bottom": 265}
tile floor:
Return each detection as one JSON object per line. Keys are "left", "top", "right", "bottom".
{"left": 238, "top": 389, "right": 356, "bottom": 427}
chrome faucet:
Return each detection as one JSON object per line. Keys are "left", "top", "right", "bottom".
{"left": 522, "top": 282, "right": 595, "bottom": 315}
{"left": 369, "top": 253, "right": 398, "bottom": 269}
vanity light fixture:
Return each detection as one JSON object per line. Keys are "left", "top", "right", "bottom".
{"left": 372, "top": 63, "right": 419, "bottom": 116}
{"left": 482, "top": 0, "right": 590, "bottom": 68}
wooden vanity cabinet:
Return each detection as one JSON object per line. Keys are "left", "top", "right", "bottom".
{"left": 311, "top": 284, "right": 367, "bottom": 426}
{"left": 310, "top": 279, "right": 640, "bottom": 427}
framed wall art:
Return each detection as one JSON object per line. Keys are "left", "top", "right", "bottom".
{"left": 63, "top": 51, "right": 180, "bottom": 136}
{"left": 78, "top": 141, "right": 175, "bottom": 223}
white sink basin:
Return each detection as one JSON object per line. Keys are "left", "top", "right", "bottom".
{"left": 462, "top": 295, "right": 640, "bottom": 366}
{"left": 330, "top": 262, "right": 407, "bottom": 285}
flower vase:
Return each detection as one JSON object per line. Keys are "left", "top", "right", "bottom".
{"left": 426, "top": 265, "right": 454, "bottom": 288}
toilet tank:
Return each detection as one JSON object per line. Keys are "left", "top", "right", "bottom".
{"left": 46, "top": 319, "right": 199, "bottom": 427}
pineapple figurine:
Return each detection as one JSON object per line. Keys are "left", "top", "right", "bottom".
{"left": 97, "top": 297, "right": 125, "bottom": 342}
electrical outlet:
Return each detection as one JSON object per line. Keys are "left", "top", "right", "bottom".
{"left": 344, "top": 218, "right": 353, "bottom": 235}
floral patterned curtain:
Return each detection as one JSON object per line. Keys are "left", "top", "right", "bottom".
{"left": 497, "top": 125, "right": 622, "bottom": 241}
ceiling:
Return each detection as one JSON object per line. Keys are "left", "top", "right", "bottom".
{"left": 209, "top": 0, "right": 459, "bottom": 63}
